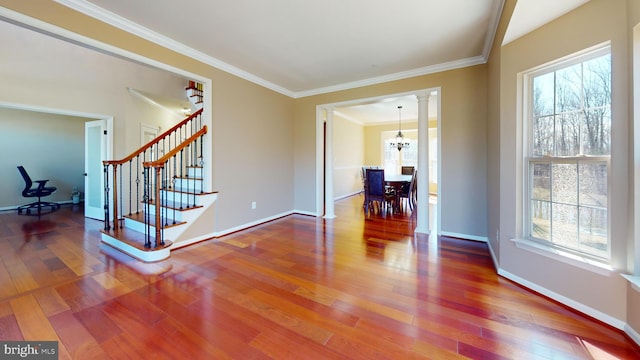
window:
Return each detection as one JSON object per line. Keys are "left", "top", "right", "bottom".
{"left": 525, "top": 45, "right": 611, "bottom": 261}
{"left": 383, "top": 130, "right": 417, "bottom": 175}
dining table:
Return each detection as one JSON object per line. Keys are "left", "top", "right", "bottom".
{"left": 384, "top": 174, "right": 412, "bottom": 210}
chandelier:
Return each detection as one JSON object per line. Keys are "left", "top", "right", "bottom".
{"left": 390, "top": 105, "right": 410, "bottom": 151}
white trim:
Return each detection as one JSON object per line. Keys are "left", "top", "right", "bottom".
{"left": 127, "top": 87, "right": 184, "bottom": 119}
{"left": 0, "top": 101, "right": 111, "bottom": 119}
{"left": 293, "top": 210, "right": 318, "bottom": 217}
{"left": 335, "top": 191, "right": 362, "bottom": 201}
{"left": 100, "top": 234, "right": 170, "bottom": 263}
{"left": 621, "top": 274, "right": 640, "bottom": 292}
{"left": 482, "top": 0, "right": 505, "bottom": 59}
{"left": 213, "top": 211, "right": 295, "bottom": 238}
{"left": 633, "top": 22, "right": 640, "bottom": 277}
{"left": 625, "top": 324, "right": 640, "bottom": 347}
{"left": 440, "top": 231, "right": 488, "bottom": 243}
{"left": 52, "top": 0, "right": 501, "bottom": 99}
{"left": 511, "top": 238, "right": 614, "bottom": 276}
{"left": 296, "top": 57, "right": 485, "bottom": 98}
{"left": 497, "top": 267, "right": 626, "bottom": 330}
{"left": 52, "top": 0, "right": 295, "bottom": 98}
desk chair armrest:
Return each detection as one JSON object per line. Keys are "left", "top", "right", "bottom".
{"left": 35, "top": 179, "right": 50, "bottom": 189}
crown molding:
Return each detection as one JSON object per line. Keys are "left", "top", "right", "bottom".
{"left": 54, "top": 0, "right": 296, "bottom": 98}
{"left": 482, "top": 0, "right": 505, "bottom": 60}
{"left": 52, "top": 0, "right": 491, "bottom": 99}
{"left": 295, "top": 56, "right": 486, "bottom": 98}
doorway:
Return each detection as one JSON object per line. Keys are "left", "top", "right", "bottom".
{"left": 317, "top": 89, "right": 441, "bottom": 234}
{"left": 84, "top": 118, "right": 111, "bottom": 219}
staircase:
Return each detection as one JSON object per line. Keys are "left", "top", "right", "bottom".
{"left": 100, "top": 105, "right": 217, "bottom": 262}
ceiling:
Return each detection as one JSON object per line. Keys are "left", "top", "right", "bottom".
{"left": 52, "top": 0, "right": 589, "bottom": 123}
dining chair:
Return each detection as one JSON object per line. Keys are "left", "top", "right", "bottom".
{"left": 399, "top": 170, "right": 417, "bottom": 211}
{"left": 364, "top": 169, "right": 395, "bottom": 213}
{"left": 401, "top": 166, "right": 415, "bottom": 175}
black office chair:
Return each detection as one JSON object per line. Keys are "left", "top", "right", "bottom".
{"left": 17, "top": 166, "right": 60, "bottom": 215}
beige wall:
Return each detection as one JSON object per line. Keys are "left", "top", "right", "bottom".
{"left": 498, "top": 0, "right": 632, "bottom": 326}
{"left": 333, "top": 115, "right": 365, "bottom": 199}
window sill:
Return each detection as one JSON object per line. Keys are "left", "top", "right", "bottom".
{"left": 621, "top": 274, "right": 640, "bottom": 292}
{"left": 510, "top": 238, "right": 614, "bottom": 276}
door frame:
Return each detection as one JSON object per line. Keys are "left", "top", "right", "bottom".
{"left": 315, "top": 88, "right": 441, "bottom": 234}
{"left": 85, "top": 118, "right": 110, "bottom": 219}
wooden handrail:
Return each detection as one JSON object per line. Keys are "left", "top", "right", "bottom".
{"left": 104, "top": 108, "right": 203, "bottom": 166}
{"left": 144, "top": 125, "right": 207, "bottom": 168}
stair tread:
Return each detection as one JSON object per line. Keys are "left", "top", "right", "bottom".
{"left": 101, "top": 228, "right": 172, "bottom": 251}
{"left": 162, "top": 189, "right": 219, "bottom": 196}
{"left": 174, "top": 176, "right": 204, "bottom": 180}
{"left": 145, "top": 199, "right": 204, "bottom": 211}
{"left": 124, "top": 212, "right": 186, "bottom": 228}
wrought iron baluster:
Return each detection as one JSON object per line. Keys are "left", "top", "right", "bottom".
{"left": 143, "top": 167, "right": 151, "bottom": 248}
{"left": 135, "top": 155, "right": 141, "bottom": 214}
{"left": 180, "top": 149, "right": 185, "bottom": 209}
{"left": 171, "top": 155, "right": 177, "bottom": 225}
{"left": 127, "top": 159, "right": 132, "bottom": 216}
{"left": 103, "top": 164, "right": 110, "bottom": 230}
{"left": 118, "top": 164, "right": 124, "bottom": 229}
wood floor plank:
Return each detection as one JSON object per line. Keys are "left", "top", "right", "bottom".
{"left": 0, "top": 199, "right": 638, "bottom": 359}
{"left": 32, "top": 287, "right": 71, "bottom": 317}
{"left": 0, "top": 314, "right": 24, "bottom": 341}
{"left": 9, "top": 294, "right": 58, "bottom": 340}
{"left": 48, "top": 310, "right": 109, "bottom": 359}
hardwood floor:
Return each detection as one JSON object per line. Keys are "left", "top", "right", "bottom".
{"left": 0, "top": 197, "right": 638, "bottom": 359}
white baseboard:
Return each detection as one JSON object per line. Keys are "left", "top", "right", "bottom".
{"left": 497, "top": 267, "right": 626, "bottom": 330}
{"left": 440, "top": 231, "right": 488, "bottom": 242}
{"left": 213, "top": 210, "right": 295, "bottom": 238}
{"left": 625, "top": 324, "right": 640, "bottom": 347}
{"left": 334, "top": 191, "right": 362, "bottom": 201}
{"left": 0, "top": 200, "right": 77, "bottom": 212}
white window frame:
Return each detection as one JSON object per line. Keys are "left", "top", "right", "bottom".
{"left": 521, "top": 43, "right": 612, "bottom": 265}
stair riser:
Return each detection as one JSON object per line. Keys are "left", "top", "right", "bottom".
{"left": 145, "top": 193, "right": 217, "bottom": 219}
{"left": 123, "top": 218, "right": 183, "bottom": 238}
{"left": 173, "top": 178, "right": 203, "bottom": 192}
{"left": 187, "top": 167, "right": 202, "bottom": 178}
{"left": 157, "top": 191, "right": 205, "bottom": 205}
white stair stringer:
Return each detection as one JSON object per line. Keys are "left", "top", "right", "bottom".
{"left": 123, "top": 191, "right": 217, "bottom": 242}
{"left": 101, "top": 164, "right": 217, "bottom": 262}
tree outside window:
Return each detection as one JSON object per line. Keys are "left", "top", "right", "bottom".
{"left": 527, "top": 47, "right": 611, "bottom": 260}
